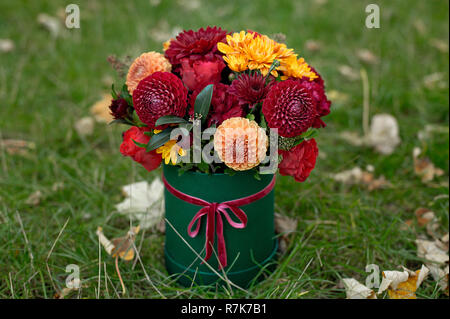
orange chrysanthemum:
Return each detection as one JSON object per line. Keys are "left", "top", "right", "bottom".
{"left": 126, "top": 52, "right": 172, "bottom": 95}
{"left": 214, "top": 117, "right": 268, "bottom": 171}
{"left": 217, "top": 31, "right": 317, "bottom": 80}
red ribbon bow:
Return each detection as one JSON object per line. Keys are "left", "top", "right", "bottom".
{"left": 162, "top": 174, "right": 276, "bottom": 269}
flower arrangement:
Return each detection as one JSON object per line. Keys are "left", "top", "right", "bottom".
{"left": 111, "top": 26, "right": 331, "bottom": 183}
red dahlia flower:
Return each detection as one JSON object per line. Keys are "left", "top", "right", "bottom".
{"left": 229, "top": 73, "right": 274, "bottom": 108}
{"left": 120, "top": 126, "right": 162, "bottom": 172}
{"left": 294, "top": 66, "right": 331, "bottom": 128}
{"left": 165, "top": 26, "right": 228, "bottom": 68}
{"left": 133, "top": 72, "right": 188, "bottom": 129}
{"left": 189, "top": 83, "right": 244, "bottom": 127}
{"left": 165, "top": 26, "right": 228, "bottom": 91}
{"left": 262, "top": 79, "right": 317, "bottom": 137}
{"left": 278, "top": 138, "right": 318, "bottom": 182}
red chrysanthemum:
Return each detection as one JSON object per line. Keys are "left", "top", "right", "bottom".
{"left": 189, "top": 83, "right": 244, "bottom": 127}
{"left": 262, "top": 79, "right": 317, "bottom": 137}
{"left": 120, "top": 126, "right": 162, "bottom": 172}
{"left": 229, "top": 73, "right": 274, "bottom": 108}
{"left": 133, "top": 72, "right": 188, "bottom": 129}
{"left": 165, "top": 26, "right": 228, "bottom": 70}
{"left": 278, "top": 139, "right": 318, "bottom": 182}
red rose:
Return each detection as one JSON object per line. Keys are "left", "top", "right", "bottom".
{"left": 180, "top": 57, "right": 225, "bottom": 91}
{"left": 120, "top": 126, "right": 162, "bottom": 172}
{"left": 278, "top": 139, "right": 318, "bottom": 182}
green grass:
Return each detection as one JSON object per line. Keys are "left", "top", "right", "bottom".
{"left": 0, "top": 0, "right": 448, "bottom": 298}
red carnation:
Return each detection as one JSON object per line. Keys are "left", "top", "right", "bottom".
{"left": 262, "top": 79, "right": 317, "bottom": 137}
{"left": 120, "top": 126, "right": 162, "bottom": 172}
{"left": 165, "top": 26, "right": 228, "bottom": 69}
{"left": 278, "top": 139, "right": 318, "bottom": 182}
{"left": 189, "top": 83, "right": 244, "bottom": 127}
{"left": 133, "top": 72, "right": 188, "bottom": 129}
{"left": 229, "top": 73, "right": 274, "bottom": 108}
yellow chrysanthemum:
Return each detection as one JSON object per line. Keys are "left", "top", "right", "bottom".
{"left": 217, "top": 31, "right": 316, "bottom": 80}
{"left": 279, "top": 57, "right": 318, "bottom": 80}
{"left": 156, "top": 140, "right": 186, "bottom": 165}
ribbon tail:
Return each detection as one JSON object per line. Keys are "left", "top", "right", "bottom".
{"left": 202, "top": 204, "right": 216, "bottom": 264}
{"left": 215, "top": 212, "right": 227, "bottom": 269}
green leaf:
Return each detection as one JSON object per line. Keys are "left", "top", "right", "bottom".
{"left": 224, "top": 168, "right": 236, "bottom": 176}
{"left": 146, "top": 127, "right": 174, "bottom": 151}
{"left": 260, "top": 114, "right": 267, "bottom": 129}
{"left": 155, "top": 115, "right": 188, "bottom": 127}
{"left": 132, "top": 110, "right": 146, "bottom": 127}
{"left": 300, "top": 128, "right": 319, "bottom": 140}
{"left": 132, "top": 139, "right": 147, "bottom": 148}
{"left": 111, "top": 84, "right": 118, "bottom": 100}
{"left": 253, "top": 171, "right": 261, "bottom": 180}
{"left": 197, "top": 161, "right": 210, "bottom": 174}
{"left": 194, "top": 84, "right": 214, "bottom": 123}
{"left": 108, "top": 118, "right": 132, "bottom": 126}
{"left": 246, "top": 114, "right": 255, "bottom": 121}
{"left": 179, "top": 122, "right": 193, "bottom": 131}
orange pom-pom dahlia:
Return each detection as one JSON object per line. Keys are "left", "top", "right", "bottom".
{"left": 214, "top": 117, "right": 268, "bottom": 171}
{"left": 126, "top": 52, "right": 171, "bottom": 95}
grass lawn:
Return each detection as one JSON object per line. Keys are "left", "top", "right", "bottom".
{"left": 0, "top": 0, "right": 448, "bottom": 298}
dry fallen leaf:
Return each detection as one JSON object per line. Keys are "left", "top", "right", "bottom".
{"left": 326, "top": 90, "right": 349, "bottom": 105}
{"left": 305, "top": 40, "right": 322, "bottom": 52}
{"left": 416, "top": 238, "right": 449, "bottom": 265}
{"left": 274, "top": 212, "right": 298, "bottom": 253}
{"left": 90, "top": 94, "right": 113, "bottom": 123}
{"left": 413, "top": 147, "right": 445, "bottom": 183}
{"left": 339, "top": 114, "right": 401, "bottom": 155}
{"left": 356, "top": 49, "right": 379, "bottom": 64}
{"left": 116, "top": 179, "right": 165, "bottom": 230}
{"left": 423, "top": 72, "right": 447, "bottom": 89}
{"left": 25, "top": 190, "right": 42, "bottom": 206}
{"left": 0, "top": 39, "right": 14, "bottom": 53}
{"left": 111, "top": 226, "right": 140, "bottom": 261}
{"left": 429, "top": 38, "right": 449, "bottom": 53}
{"left": 74, "top": 116, "right": 95, "bottom": 137}
{"left": 0, "top": 139, "right": 35, "bottom": 156}
{"left": 342, "top": 278, "right": 377, "bottom": 299}
{"left": 428, "top": 265, "right": 449, "bottom": 296}
{"left": 378, "top": 265, "right": 429, "bottom": 299}
{"left": 367, "top": 114, "right": 401, "bottom": 155}
{"left": 338, "top": 65, "right": 360, "bottom": 81}
{"left": 331, "top": 166, "right": 391, "bottom": 191}
{"left": 37, "top": 13, "right": 62, "bottom": 38}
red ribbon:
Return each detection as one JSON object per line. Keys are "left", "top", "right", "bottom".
{"left": 162, "top": 174, "right": 276, "bottom": 269}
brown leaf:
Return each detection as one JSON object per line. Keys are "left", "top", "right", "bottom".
{"left": 90, "top": 94, "right": 113, "bottom": 123}
{"left": 305, "top": 40, "right": 322, "bottom": 52}
{"left": 331, "top": 166, "right": 391, "bottom": 191}
{"left": 0, "top": 139, "right": 35, "bottom": 156}
{"left": 74, "top": 117, "right": 95, "bottom": 137}
{"left": 25, "top": 190, "right": 42, "bottom": 206}
{"left": 342, "top": 278, "right": 377, "bottom": 299}
{"left": 429, "top": 38, "right": 449, "bottom": 53}
{"left": 415, "top": 208, "right": 435, "bottom": 227}
{"left": 356, "top": 49, "right": 379, "bottom": 64}
{"left": 338, "top": 65, "right": 360, "bottom": 81}
{"left": 0, "top": 39, "right": 14, "bottom": 53}
{"left": 275, "top": 213, "right": 298, "bottom": 253}
{"left": 413, "top": 147, "right": 445, "bottom": 183}
{"left": 378, "top": 265, "right": 429, "bottom": 299}
{"left": 111, "top": 226, "right": 140, "bottom": 261}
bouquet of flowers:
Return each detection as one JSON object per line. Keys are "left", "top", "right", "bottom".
{"left": 111, "top": 26, "right": 331, "bottom": 182}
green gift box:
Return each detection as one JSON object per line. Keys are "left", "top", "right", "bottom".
{"left": 163, "top": 164, "right": 277, "bottom": 288}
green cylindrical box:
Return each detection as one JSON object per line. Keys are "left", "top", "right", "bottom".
{"left": 163, "top": 164, "right": 277, "bottom": 287}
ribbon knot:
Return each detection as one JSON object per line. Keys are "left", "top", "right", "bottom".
{"left": 162, "top": 174, "right": 276, "bottom": 269}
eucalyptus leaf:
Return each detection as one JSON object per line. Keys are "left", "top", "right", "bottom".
{"left": 155, "top": 115, "right": 188, "bottom": 127}
{"left": 194, "top": 84, "right": 213, "bottom": 123}
{"left": 146, "top": 127, "right": 174, "bottom": 151}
